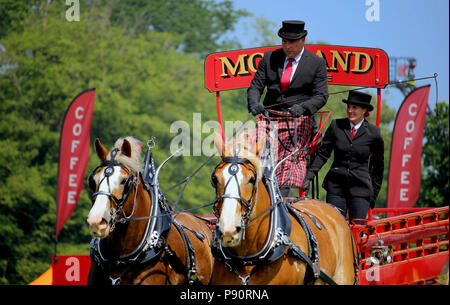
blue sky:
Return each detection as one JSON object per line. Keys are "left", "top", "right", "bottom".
{"left": 226, "top": 0, "right": 449, "bottom": 111}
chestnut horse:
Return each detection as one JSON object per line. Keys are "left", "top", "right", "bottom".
{"left": 210, "top": 133, "right": 358, "bottom": 285}
{"left": 86, "top": 137, "right": 213, "bottom": 285}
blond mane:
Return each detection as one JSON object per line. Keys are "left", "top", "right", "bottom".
{"left": 109, "top": 136, "right": 143, "bottom": 172}
{"left": 222, "top": 131, "right": 263, "bottom": 182}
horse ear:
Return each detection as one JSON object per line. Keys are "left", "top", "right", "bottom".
{"left": 251, "top": 134, "right": 267, "bottom": 157}
{"left": 214, "top": 132, "right": 225, "bottom": 157}
{"left": 95, "top": 138, "right": 109, "bottom": 161}
{"left": 121, "top": 139, "right": 132, "bottom": 158}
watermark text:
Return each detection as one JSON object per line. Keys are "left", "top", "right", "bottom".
{"left": 365, "top": 0, "right": 380, "bottom": 22}
{"left": 66, "top": 0, "right": 80, "bottom": 22}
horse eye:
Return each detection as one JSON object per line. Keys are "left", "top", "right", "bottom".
{"left": 87, "top": 174, "right": 96, "bottom": 191}
{"left": 248, "top": 177, "right": 256, "bottom": 184}
{"left": 121, "top": 178, "right": 127, "bottom": 185}
{"left": 211, "top": 174, "right": 218, "bottom": 186}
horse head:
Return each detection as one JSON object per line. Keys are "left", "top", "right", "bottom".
{"left": 211, "top": 132, "right": 266, "bottom": 247}
{"left": 86, "top": 137, "right": 142, "bottom": 238}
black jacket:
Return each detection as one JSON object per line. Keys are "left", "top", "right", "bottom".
{"left": 247, "top": 48, "right": 329, "bottom": 115}
{"left": 306, "top": 118, "right": 384, "bottom": 207}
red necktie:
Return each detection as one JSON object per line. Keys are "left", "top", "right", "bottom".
{"left": 280, "top": 58, "right": 294, "bottom": 92}
{"left": 351, "top": 126, "right": 356, "bottom": 139}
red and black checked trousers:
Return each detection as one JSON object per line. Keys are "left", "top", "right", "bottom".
{"left": 256, "top": 110, "right": 315, "bottom": 187}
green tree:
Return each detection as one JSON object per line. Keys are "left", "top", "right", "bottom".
{"left": 0, "top": 1, "right": 248, "bottom": 284}
{"left": 417, "top": 102, "right": 449, "bottom": 207}
{"left": 95, "top": 0, "right": 249, "bottom": 55}
{"left": 0, "top": 0, "right": 34, "bottom": 38}
{"left": 246, "top": 15, "right": 278, "bottom": 47}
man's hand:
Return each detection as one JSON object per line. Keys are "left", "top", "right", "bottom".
{"left": 288, "top": 104, "right": 305, "bottom": 117}
{"left": 248, "top": 103, "right": 265, "bottom": 116}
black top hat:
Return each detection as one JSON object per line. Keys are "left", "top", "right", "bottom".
{"left": 342, "top": 90, "right": 374, "bottom": 111}
{"left": 278, "top": 20, "right": 308, "bottom": 40}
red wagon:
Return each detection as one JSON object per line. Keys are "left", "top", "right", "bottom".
{"left": 355, "top": 206, "right": 448, "bottom": 285}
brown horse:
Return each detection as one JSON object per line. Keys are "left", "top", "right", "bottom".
{"left": 210, "top": 133, "right": 358, "bottom": 285}
{"left": 86, "top": 137, "right": 213, "bottom": 285}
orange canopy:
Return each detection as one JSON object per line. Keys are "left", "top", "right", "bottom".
{"left": 29, "top": 267, "right": 52, "bottom": 285}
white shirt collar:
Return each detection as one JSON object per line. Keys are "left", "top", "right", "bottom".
{"left": 350, "top": 119, "right": 364, "bottom": 130}
{"left": 284, "top": 47, "right": 304, "bottom": 66}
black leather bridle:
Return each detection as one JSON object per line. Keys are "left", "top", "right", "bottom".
{"left": 211, "top": 156, "right": 258, "bottom": 224}
{"left": 87, "top": 148, "right": 138, "bottom": 231}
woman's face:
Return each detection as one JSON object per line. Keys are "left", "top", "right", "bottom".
{"left": 346, "top": 103, "right": 367, "bottom": 125}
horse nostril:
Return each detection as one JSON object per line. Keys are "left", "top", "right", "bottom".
{"left": 99, "top": 218, "right": 108, "bottom": 227}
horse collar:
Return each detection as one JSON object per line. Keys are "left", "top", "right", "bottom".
{"left": 89, "top": 186, "right": 173, "bottom": 278}
{"left": 212, "top": 197, "right": 292, "bottom": 268}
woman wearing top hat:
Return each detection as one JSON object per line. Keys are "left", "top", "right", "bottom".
{"left": 247, "top": 20, "right": 329, "bottom": 197}
{"left": 302, "top": 90, "right": 385, "bottom": 224}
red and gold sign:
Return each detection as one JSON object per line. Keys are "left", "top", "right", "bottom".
{"left": 205, "top": 45, "right": 389, "bottom": 92}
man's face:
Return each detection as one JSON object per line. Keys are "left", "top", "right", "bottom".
{"left": 282, "top": 37, "right": 305, "bottom": 58}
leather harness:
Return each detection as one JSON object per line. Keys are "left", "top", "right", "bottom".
{"left": 211, "top": 156, "right": 359, "bottom": 285}
{"left": 89, "top": 148, "right": 205, "bottom": 285}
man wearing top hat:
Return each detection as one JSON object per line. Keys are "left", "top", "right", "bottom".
{"left": 248, "top": 20, "right": 329, "bottom": 197}
{"left": 302, "top": 90, "right": 385, "bottom": 224}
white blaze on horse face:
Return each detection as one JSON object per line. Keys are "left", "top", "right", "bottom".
{"left": 218, "top": 164, "right": 244, "bottom": 247}
{"left": 87, "top": 166, "right": 123, "bottom": 237}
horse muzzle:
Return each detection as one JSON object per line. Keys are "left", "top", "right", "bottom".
{"left": 87, "top": 214, "right": 111, "bottom": 238}
{"left": 217, "top": 219, "right": 244, "bottom": 247}
{"left": 87, "top": 201, "right": 112, "bottom": 238}
{"left": 221, "top": 228, "right": 243, "bottom": 247}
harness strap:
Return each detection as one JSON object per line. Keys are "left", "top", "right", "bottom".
{"left": 284, "top": 204, "right": 341, "bottom": 285}
{"left": 349, "top": 226, "right": 360, "bottom": 285}
{"left": 178, "top": 223, "right": 206, "bottom": 241}
{"left": 287, "top": 205, "right": 320, "bottom": 264}
{"left": 288, "top": 245, "right": 337, "bottom": 285}
{"left": 274, "top": 228, "right": 337, "bottom": 285}
{"left": 290, "top": 206, "right": 322, "bottom": 230}
{"left": 163, "top": 244, "right": 187, "bottom": 276}
{"left": 172, "top": 219, "right": 201, "bottom": 284}
{"left": 289, "top": 204, "right": 359, "bottom": 285}
{"left": 221, "top": 156, "right": 251, "bottom": 165}
{"left": 225, "top": 262, "right": 261, "bottom": 285}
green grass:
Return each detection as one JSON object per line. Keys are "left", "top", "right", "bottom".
{"left": 56, "top": 243, "right": 90, "bottom": 256}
